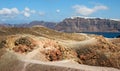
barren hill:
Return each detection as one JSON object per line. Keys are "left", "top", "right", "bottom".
{"left": 0, "top": 26, "right": 120, "bottom": 71}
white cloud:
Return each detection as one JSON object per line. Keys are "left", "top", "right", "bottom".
{"left": 56, "top": 9, "right": 60, "bottom": 13}
{"left": 22, "top": 7, "right": 36, "bottom": 17}
{"left": 0, "top": 8, "right": 19, "bottom": 18}
{"left": 11, "top": 8, "right": 19, "bottom": 14}
{"left": 39, "top": 12, "right": 45, "bottom": 16}
{"left": 23, "top": 12, "right": 30, "bottom": 17}
{"left": 31, "top": 10, "right": 36, "bottom": 14}
{"left": 72, "top": 5, "right": 108, "bottom": 16}
{"left": 0, "top": 7, "right": 43, "bottom": 19}
{"left": 94, "top": 5, "right": 108, "bottom": 11}
{"left": 0, "top": 7, "right": 38, "bottom": 21}
{"left": 25, "top": 7, "right": 30, "bottom": 12}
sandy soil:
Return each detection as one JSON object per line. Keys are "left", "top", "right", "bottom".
{"left": 59, "top": 37, "right": 97, "bottom": 49}
{"left": 0, "top": 34, "right": 120, "bottom": 71}
{"left": 19, "top": 59, "right": 120, "bottom": 71}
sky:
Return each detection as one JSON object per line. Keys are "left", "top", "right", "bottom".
{"left": 0, "top": 0, "right": 120, "bottom": 24}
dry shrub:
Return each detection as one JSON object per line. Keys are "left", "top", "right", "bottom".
{"left": 0, "top": 40, "right": 7, "bottom": 48}
{"left": 13, "top": 37, "right": 36, "bottom": 53}
{"left": 40, "top": 40, "right": 78, "bottom": 61}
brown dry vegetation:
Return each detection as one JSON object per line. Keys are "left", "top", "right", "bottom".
{"left": 0, "top": 26, "right": 120, "bottom": 71}
{"left": 0, "top": 27, "right": 86, "bottom": 41}
{"left": 75, "top": 36, "right": 120, "bottom": 69}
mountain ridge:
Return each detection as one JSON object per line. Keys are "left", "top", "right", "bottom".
{"left": 0, "top": 17, "right": 120, "bottom": 32}
{"left": 55, "top": 17, "right": 120, "bottom": 32}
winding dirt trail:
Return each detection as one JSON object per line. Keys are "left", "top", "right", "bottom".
{"left": 21, "top": 59, "right": 120, "bottom": 71}
{"left": 59, "top": 37, "right": 97, "bottom": 49}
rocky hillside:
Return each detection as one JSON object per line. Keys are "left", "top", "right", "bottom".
{"left": 0, "top": 26, "right": 120, "bottom": 71}
{"left": 55, "top": 17, "right": 120, "bottom": 32}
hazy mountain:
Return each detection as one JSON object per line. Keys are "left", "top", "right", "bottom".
{"left": 28, "top": 21, "right": 57, "bottom": 29}
{"left": 1, "top": 17, "right": 120, "bottom": 32}
{"left": 0, "top": 21, "right": 57, "bottom": 29}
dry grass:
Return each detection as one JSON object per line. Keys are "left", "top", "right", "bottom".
{"left": 0, "top": 27, "right": 86, "bottom": 41}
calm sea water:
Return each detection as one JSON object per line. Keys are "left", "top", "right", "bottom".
{"left": 83, "top": 32, "right": 120, "bottom": 38}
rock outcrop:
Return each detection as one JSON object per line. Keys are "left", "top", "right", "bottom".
{"left": 55, "top": 17, "right": 120, "bottom": 32}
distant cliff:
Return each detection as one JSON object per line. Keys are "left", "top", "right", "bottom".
{"left": 55, "top": 17, "right": 120, "bottom": 32}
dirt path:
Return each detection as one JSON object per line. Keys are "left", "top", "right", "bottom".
{"left": 59, "top": 37, "right": 97, "bottom": 49}
{"left": 21, "top": 59, "right": 120, "bottom": 71}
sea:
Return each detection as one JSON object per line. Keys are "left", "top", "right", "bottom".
{"left": 83, "top": 32, "right": 120, "bottom": 38}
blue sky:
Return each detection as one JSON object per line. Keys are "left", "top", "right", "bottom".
{"left": 0, "top": 0, "right": 120, "bottom": 23}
